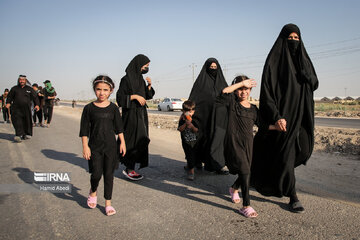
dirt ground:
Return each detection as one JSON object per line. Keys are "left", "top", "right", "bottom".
{"left": 55, "top": 106, "right": 359, "bottom": 157}
{"left": 315, "top": 110, "right": 360, "bottom": 118}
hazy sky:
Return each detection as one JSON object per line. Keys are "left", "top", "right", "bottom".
{"left": 0, "top": 0, "right": 359, "bottom": 100}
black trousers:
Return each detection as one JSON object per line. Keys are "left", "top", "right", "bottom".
{"left": 43, "top": 105, "right": 53, "bottom": 123}
{"left": 12, "top": 108, "right": 32, "bottom": 137}
{"left": 232, "top": 174, "right": 250, "bottom": 206}
{"left": 33, "top": 109, "right": 43, "bottom": 123}
{"left": 182, "top": 141, "right": 197, "bottom": 169}
{"left": 89, "top": 151, "right": 115, "bottom": 200}
{"left": 2, "top": 107, "right": 9, "bottom": 122}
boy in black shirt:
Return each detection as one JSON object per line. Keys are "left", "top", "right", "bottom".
{"left": 178, "top": 100, "right": 199, "bottom": 180}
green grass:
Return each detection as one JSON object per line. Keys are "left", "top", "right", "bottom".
{"left": 315, "top": 102, "right": 360, "bottom": 112}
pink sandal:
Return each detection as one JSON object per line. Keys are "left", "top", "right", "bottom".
{"left": 239, "top": 206, "right": 258, "bottom": 218}
{"left": 87, "top": 190, "right": 97, "bottom": 209}
{"left": 105, "top": 206, "right": 116, "bottom": 216}
{"left": 229, "top": 187, "right": 241, "bottom": 203}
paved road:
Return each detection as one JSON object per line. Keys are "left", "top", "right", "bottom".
{"left": 60, "top": 102, "right": 360, "bottom": 129}
{"left": 0, "top": 110, "right": 359, "bottom": 239}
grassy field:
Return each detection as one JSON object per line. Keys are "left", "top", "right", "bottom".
{"left": 315, "top": 102, "right": 360, "bottom": 112}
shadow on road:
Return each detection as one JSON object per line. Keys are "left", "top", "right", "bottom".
{"left": 0, "top": 132, "right": 14, "bottom": 142}
{"left": 116, "top": 154, "right": 289, "bottom": 212}
{"left": 41, "top": 149, "right": 88, "bottom": 171}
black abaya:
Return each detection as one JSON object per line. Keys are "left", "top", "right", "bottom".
{"left": 251, "top": 24, "right": 319, "bottom": 197}
{"left": 116, "top": 54, "right": 155, "bottom": 169}
{"left": 188, "top": 58, "right": 228, "bottom": 170}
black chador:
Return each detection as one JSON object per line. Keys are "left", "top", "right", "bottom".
{"left": 188, "top": 58, "right": 228, "bottom": 171}
{"left": 251, "top": 24, "right": 319, "bottom": 198}
{"left": 116, "top": 54, "right": 155, "bottom": 169}
{"left": 7, "top": 83, "right": 39, "bottom": 137}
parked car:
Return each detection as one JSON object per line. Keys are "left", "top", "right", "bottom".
{"left": 157, "top": 98, "right": 183, "bottom": 111}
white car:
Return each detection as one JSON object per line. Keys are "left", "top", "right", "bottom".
{"left": 157, "top": 98, "right": 183, "bottom": 111}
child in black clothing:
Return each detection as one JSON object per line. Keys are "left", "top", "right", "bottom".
{"left": 80, "top": 75, "right": 126, "bottom": 216}
{"left": 217, "top": 75, "right": 279, "bottom": 218}
{"left": 178, "top": 100, "right": 199, "bottom": 180}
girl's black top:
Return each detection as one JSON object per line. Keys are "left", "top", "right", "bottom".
{"left": 79, "top": 102, "right": 124, "bottom": 160}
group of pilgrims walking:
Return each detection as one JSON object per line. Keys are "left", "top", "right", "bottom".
{"left": 1, "top": 75, "right": 57, "bottom": 142}
{"left": 81, "top": 23, "right": 318, "bottom": 217}
{"left": 3, "top": 23, "right": 318, "bottom": 218}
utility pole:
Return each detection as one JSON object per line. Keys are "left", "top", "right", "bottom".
{"left": 189, "top": 63, "right": 197, "bottom": 83}
{"left": 223, "top": 64, "right": 227, "bottom": 81}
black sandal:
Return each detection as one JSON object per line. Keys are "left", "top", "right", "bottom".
{"left": 290, "top": 201, "right": 305, "bottom": 213}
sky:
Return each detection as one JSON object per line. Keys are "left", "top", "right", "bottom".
{"left": 0, "top": 0, "right": 359, "bottom": 100}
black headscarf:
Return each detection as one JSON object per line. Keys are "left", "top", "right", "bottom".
{"left": 251, "top": 24, "right": 319, "bottom": 197}
{"left": 124, "top": 54, "right": 150, "bottom": 98}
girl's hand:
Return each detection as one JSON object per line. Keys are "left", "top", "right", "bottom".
{"left": 185, "top": 120, "right": 193, "bottom": 128}
{"left": 83, "top": 146, "right": 91, "bottom": 160}
{"left": 119, "top": 142, "right": 126, "bottom": 157}
{"left": 275, "top": 118, "right": 287, "bottom": 132}
{"left": 242, "top": 79, "right": 257, "bottom": 88}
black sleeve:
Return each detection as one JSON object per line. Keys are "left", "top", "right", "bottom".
{"left": 79, "top": 105, "right": 91, "bottom": 137}
{"left": 215, "top": 92, "right": 232, "bottom": 108}
{"left": 114, "top": 105, "right": 124, "bottom": 134}
{"left": 145, "top": 84, "right": 155, "bottom": 100}
{"left": 178, "top": 117, "right": 185, "bottom": 129}
{"left": 6, "top": 87, "right": 15, "bottom": 104}
{"left": 116, "top": 77, "right": 132, "bottom": 108}
{"left": 260, "top": 65, "right": 282, "bottom": 123}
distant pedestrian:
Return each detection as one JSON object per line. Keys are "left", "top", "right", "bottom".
{"left": 1, "top": 89, "right": 10, "bottom": 123}
{"left": 43, "top": 80, "right": 56, "bottom": 128}
{"left": 72, "top": 100, "right": 76, "bottom": 108}
{"left": 188, "top": 58, "right": 228, "bottom": 174}
{"left": 6, "top": 75, "right": 40, "bottom": 142}
{"left": 32, "top": 84, "right": 43, "bottom": 126}
{"left": 116, "top": 54, "right": 155, "bottom": 180}
{"left": 80, "top": 75, "right": 126, "bottom": 216}
{"left": 178, "top": 100, "right": 199, "bottom": 180}
{"left": 251, "top": 24, "right": 319, "bottom": 213}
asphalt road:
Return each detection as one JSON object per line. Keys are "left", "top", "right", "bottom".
{"left": 0, "top": 110, "right": 359, "bottom": 239}
{"left": 60, "top": 102, "right": 360, "bottom": 129}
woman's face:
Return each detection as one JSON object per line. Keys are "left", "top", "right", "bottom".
{"left": 141, "top": 62, "right": 150, "bottom": 71}
{"left": 288, "top": 32, "right": 299, "bottom": 41}
{"left": 235, "top": 86, "right": 251, "bottom": 101}
{"left": 209, "top": 62, "right": 217, "bottom": 69}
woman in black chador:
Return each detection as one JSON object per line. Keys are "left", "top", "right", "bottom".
{"left": 251, "top": 24, "right": 319, "bottom": 212}
{"left": 188, "top": 58, "right": 228, "bottom": 173}
{"left": 116, "top": 54, "right": 155, "bottom": 180}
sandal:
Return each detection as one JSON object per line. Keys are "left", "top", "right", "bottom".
{"left": 105, "top": 206, "right": 116, "bottom": 216}
{"left": 289, "top": 201, "right": 305, "bottom": 213}
{"left": 87, "top": 190, "right": 97, "bottom": 209}
{"left": 239, "top": 206, "right": 258, "bottom": 218}
{"left": 229, "top": 187, "right": 241, "bottom": 204}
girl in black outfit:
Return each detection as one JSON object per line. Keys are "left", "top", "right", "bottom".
{"left": 80, "top": 75, "right": 126, "bottom": 216}
{"left": 116, "top": 54, "right": 155, "bottom": 180}
{"left": 251, "top": 24, "right": 319, "bottom": 212}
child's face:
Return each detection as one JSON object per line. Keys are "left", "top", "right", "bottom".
{"left": 32, "top": 86, "right": 38, "bottom": 91}
{"left": 235, "top": 87, "right": 251, "bottom": 101}
{"left": 184, "top": 109, "right": 195, "bottom": 117}
{"left": 95, "top": 83, "right": 112, "bottom": 102}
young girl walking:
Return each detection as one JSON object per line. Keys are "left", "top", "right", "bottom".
{"left": 217, "top": 75, "right": 279, "bottom": 218}
{"left": 80, "top": 75, "right": 126, "bottom": 216}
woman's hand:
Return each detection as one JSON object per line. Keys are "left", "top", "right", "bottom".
{"left": 132, "top": 95, "right": 146, "bottom": 106}
{"left": 275, "top": 118, "right": 287, "bottom": 132}
{"left": 83, "top": 146, "right": 91, "bottom": 160}
{"left": 119, "top": 142, "right": 126, "bottom": 157}
{"left": 242, "top": 79, "right": 257, "bottom": 88}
